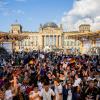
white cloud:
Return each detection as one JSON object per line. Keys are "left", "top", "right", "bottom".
{"left": 2, "top": 9, "right": 25, "bottom": 16}
{"left": 0, "top": 0, "right": 25, "bottom": 16}
{"left": 12, "top": 9, "right": 25, "bottom": 15}
{"left": 61, "top": 0, "right": 100, "bottom": 31}
{"left": 3, "top": 10, "right": 10, "bottom": 16}
{"left": 0, "top": 1, "right": 10, "bottom": 15}
{"left": 0, "top": 1, "right": 8, "bottom": 9}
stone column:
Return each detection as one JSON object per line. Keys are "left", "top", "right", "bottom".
{"left": 46, "top": 35, "right": 47, "bottom": 46}
{"left": 48, "top": 35, "right": 50, "bottom": 46}
{"left": 45, "top": 35, "right": 47, "bottom": 47}
{"left": 80, "top": 40, "right": 84, "bottom": 54}
{"left": 56, "top": 35, "right": 58, "bottom": 48}
{"left": 59, "top": 35, "right": 62, "bottom": 48}
{"left": 43, "top": 35, "right": 45, "bottom": 47}
{"left": 61, "top": 35, "right": 64, "bottom": 48}
{"left": 92, "top": 39, "right": 96, "bottom": 47}
{"left": 53, "top": 35, "right": 56, "bottom": 48}
{"left": 50, "top": 35, "right": 51, "bottom": 47}
{"left": 47, "top": 35, "right": 49, "bottom": 46}
{"left": 52, "top": 35, "right": 54, "bottom": 48}
{"left": 42, "top": 35, "right": 44, "bottom": 48}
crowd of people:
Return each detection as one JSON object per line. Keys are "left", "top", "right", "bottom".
{"left": 0, "top": 51, "right": 100, "bottom": 100}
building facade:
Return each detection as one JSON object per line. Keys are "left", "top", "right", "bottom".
{"left": 10, "top": 22, "right": 99, "bottom": 54}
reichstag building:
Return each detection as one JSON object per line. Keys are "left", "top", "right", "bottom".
{"left": 7, "top": 22, "right": 99, "bottom": 54}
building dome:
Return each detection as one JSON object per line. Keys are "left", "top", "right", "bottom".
{"left": 43, "top": 22, "right": 58, "bottom": 28}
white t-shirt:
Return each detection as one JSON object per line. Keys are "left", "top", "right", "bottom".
{"left": 73, "top": 78, "right": 81, "bottom": 87}
{"left": 55, "top": 84, "right": 62, "bottom": 94}
{"left": 39, "top": 88, "right": 55, "bottom": 100}
{"left": 54, "top": 84, "right": 62, "bottom": 100}
{"left": 4, "top": 90, "right": 13, "bottom": 100}
{"left": 20, "top": 85, "right": 26, "bottom": 92}
{"left": 67, "top": 89, "right": 72, "bottom": 100}
{"left": 37, "top": 82, "right": 43, "bottom": 91}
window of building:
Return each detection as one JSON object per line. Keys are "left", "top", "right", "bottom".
{"left": 28, "top": 41, "right": 30, "bottom": 46}
{"left": 25, "top": 41, "right": 27, "bottom": 46}
{"left": 71, "top": 41, "right": 73, "bottom": 46}
{"left": 67, "top": 41, "right": 69, "bottom": 46}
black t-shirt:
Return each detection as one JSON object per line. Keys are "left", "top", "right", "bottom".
{"left": 85, "top": 87, "right": 99, "bottom": 100}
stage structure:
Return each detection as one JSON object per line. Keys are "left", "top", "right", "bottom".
{"left": 0, "top": 31, "right": 28, "bottom": 52}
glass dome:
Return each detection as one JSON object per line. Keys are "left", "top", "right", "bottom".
{"left": 43, "top": 22, "right": 58, "bottom": 28}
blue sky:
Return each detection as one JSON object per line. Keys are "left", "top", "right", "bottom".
{"left": 0, "top": 0, "right": 74, "bottom": 32}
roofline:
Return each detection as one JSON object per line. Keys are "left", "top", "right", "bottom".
{"left": 11, "top": 24, "right": 22, "bottom": 26}
{"left": 79, "top": 24, "right": 90, "bottom": 27}
{"left": 22, "top": 31, "right": 39, "bottom": 33}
